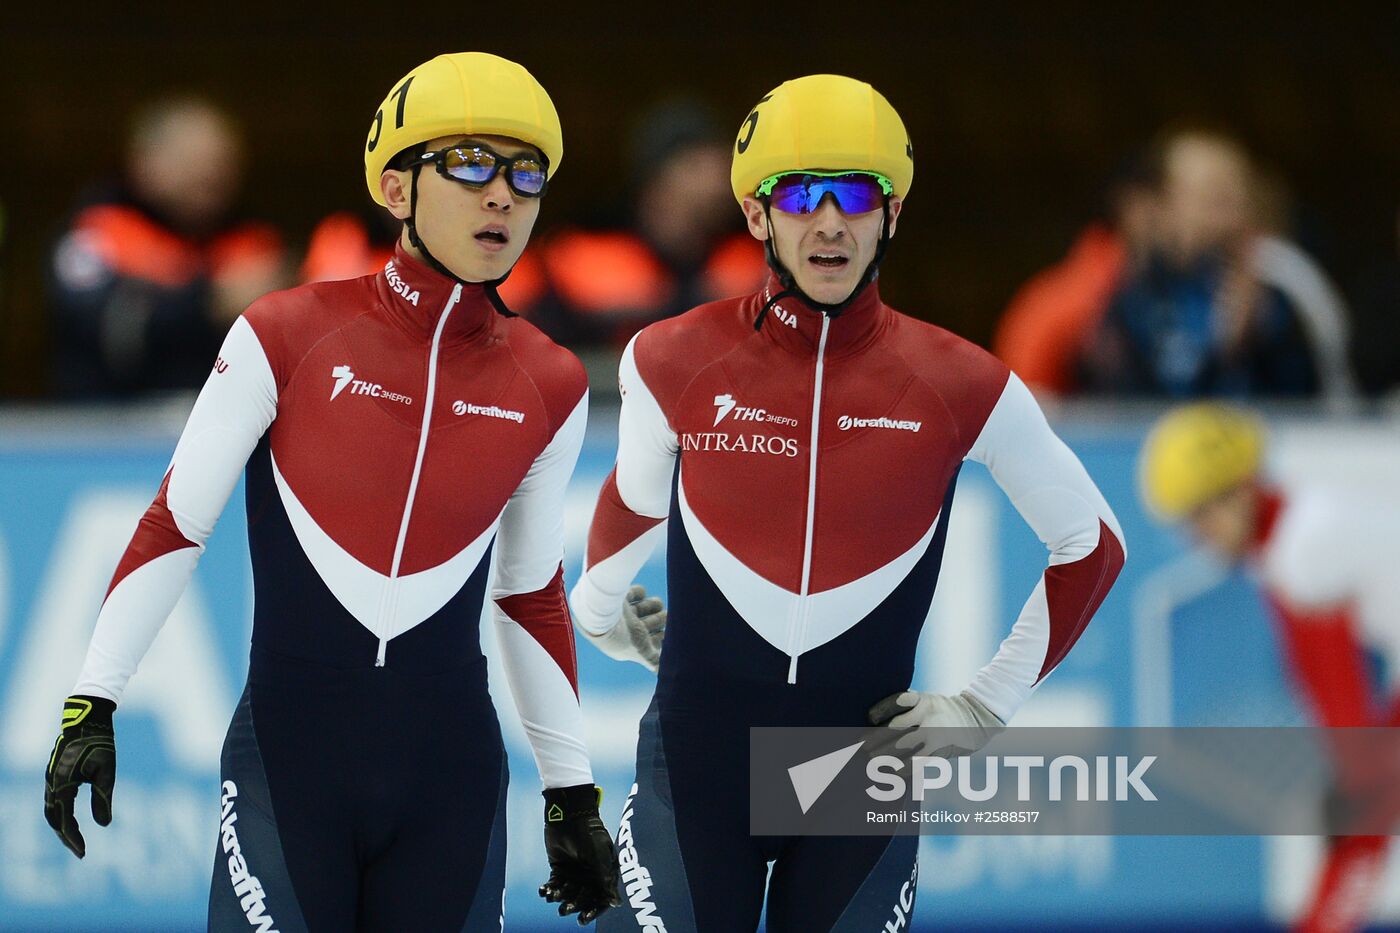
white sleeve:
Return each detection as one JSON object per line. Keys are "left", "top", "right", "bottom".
{"left": 1260, "top": 491, "right": 1358, "bottom": 611}
{"left": 493, "top": 392, "right": 594, "bottom": 788}
{"left": 961, "top": 373, "right": 1126, "bottom": 722}
{"left": 569, "top": 333, "right": 677, "bottom": 636}
{"left": 74, "top": 316, "right": 278, "bottom": 702}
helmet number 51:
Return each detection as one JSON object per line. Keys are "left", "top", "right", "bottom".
{"left": 367, "top": 75, "right": 416, "bottom": 153}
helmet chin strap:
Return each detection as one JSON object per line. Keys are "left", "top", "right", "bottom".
{"left": 753, "top": 195, "right": 891, "bottom": 332}
{"left": 404, "top": 159, "right": 517, "bottom": 317}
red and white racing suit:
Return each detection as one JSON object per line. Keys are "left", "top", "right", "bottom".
{"left": 1253, "top": 487, "right": 1400, "bottom": 933}
{"left": 71, "top": 244, "right": 591, "bottom": 931}
{"left": 572, "top": 277, "right": 1126, "bottom": 932}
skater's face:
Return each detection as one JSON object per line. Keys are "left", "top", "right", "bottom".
{"left": 381, "top": 134, "right": 542, "bottom": 282}
{"left": 741, "top": 188, "right": 901, "bottom": 305}
{"left": 1187, "top": 483, "right": 1258, "bottom": 564}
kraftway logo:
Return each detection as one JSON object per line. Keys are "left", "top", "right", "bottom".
{"left": 452, "top": 400, "right": 526, "bottom": 423}
{"left": 617, "top": 783, "right": 667, "bottom": 930}
{"left": 836, "top": 414, "right": 922, "bottom": 433}
{"left": 329, "top": 365, "right": 414, "bottom": 406}
{"left": 712, "top": 393, "right": 800, "bottom": 428}
{"left": 221, "top": 781, "right": 280, "bottom": 932}
{"left": 786, "top": 741, "right": 1157, "bottom": 815}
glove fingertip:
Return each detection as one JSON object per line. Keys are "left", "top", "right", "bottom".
{"left": 889, "top": 711, "right": 920, "bottom": 730}
{"left": 867, "top": 691, "right": 907, "bottom": 726}
{"left": 92, "top": 790, "right": 112, "bottom": 826}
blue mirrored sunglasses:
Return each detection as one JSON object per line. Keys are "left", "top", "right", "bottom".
{"left": 756, "top": 171, "right": 893, "bottom": 214}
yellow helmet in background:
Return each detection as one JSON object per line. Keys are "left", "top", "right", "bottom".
{"left": 364, "top": 52, "right": 563, "bottom": 206}
{"left": 1139, "top": 403, "right": 1266, "bottom": 521}
{"left": 730, "top": 74, "right": 913, "bottom": 204}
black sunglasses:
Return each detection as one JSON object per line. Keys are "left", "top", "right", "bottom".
{"left": 414, "top": 143, "right": 549, "bottom": 198}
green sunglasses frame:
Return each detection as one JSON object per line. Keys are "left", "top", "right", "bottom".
{"left": 755, "top": 169, "right": 895, "bottom": 198}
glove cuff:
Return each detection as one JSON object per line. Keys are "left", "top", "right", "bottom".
{"left": 958, "top": 690, "right": 1006, "bottom": 727}
{"left": 543, "top": 783, "right": 602, "bottom": 822}
{"left": 62, "top": 695, "right": 115, "bottom": 730}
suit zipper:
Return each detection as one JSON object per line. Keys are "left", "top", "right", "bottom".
{"left": 787, "top": 313, "right": 831, "bottom": 684}
{"left": 375, "top": 283, "right": 462, "bottom": 666}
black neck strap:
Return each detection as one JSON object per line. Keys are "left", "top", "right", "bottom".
{"left": 405, "top": 162, "right": 517, "bottom": 317}
{"left": 753, "top": 195, "right": 891, "bottom": 332}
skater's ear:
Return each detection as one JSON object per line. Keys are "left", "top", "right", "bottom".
{"left": 884, "top": 196, "right": 904, "bottom": 239}
{"left": 380, "top": 169, "right": 413, "bottom": 221}
{"left": 741, "top": 196, "right": 768, "bottom": 241}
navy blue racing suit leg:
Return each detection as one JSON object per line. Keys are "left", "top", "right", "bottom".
{"left": 766, "top": 835, "right": 919, "bottom": 933}
{"left": 208, "top": 649, "right": 507, "bottom": 933}
{"left": 600, "top": 701, "right": 769, "bottom": 932}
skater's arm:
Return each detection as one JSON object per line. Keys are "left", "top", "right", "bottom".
{"left": 73, "top": 311, "right": 279, "bottom": 702}
{"left": 962, "top": 373, "right": 1126, "bottom": 722}
{"left": 569, "top": 333, "right": 676, "bottom": 637}
{"left": 493, "top": 391, "right": 594, "bottom": 788}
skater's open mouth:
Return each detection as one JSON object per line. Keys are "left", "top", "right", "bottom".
{"left": 809, "top": 252, "right": 849, "bottom": 268}
{"left": 474, "top": 225, "right": 509, "bottom": 244}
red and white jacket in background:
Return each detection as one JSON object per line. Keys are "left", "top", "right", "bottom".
{"left": 73, "top": 244, "right": 593, "bottom": 788}
{"left": 1254, "top": 486, "right": 1400, "bottom": 727}
{"left": 1251, "top": 487, "right": 1400, "bottom": 933}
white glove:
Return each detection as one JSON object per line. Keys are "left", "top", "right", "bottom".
{"left": 576, "top": 585, "right": 666, "bottom": 672}
{"left": 867, "top": 690, "right": 1004, "bottom": 759}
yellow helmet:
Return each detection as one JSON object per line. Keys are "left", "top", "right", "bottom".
{"left": 364, "top": 52, "right": 563, "bottom": 206}
{"left": 730, "top": 74, "right": 913, "bottom": 205}
{"left": 1139, "top": 404, "right": 1266, "bottom": 521}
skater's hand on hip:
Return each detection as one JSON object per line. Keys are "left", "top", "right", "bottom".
{"left": 539, "top": 784, "right": 621, "bottom": 925}
{"left": 44, "top": 696, "right": 117, "bottom": 859}
{"left": 867, "top": 690, "right": 1004, "bottom": 760}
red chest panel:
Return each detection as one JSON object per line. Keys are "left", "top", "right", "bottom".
{"left": 254, "top": 273, "right": 566, "bottom": 578}
{"left": 668, "top": 322, "right": 976, "bottom": 595}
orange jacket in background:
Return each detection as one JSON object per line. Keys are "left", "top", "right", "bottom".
{"left": 992, "top": 224, "right": 1126, "bottom": 395}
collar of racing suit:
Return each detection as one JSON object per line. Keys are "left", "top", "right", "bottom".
{"left": 751, "top": 272, "right": 891, "bottom": 359}
{"left": 373, "top": 241, "right": 505, "bottom": 347}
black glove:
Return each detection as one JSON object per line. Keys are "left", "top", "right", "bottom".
{"left": 44, "top": 695, "right": 117, "bottom": 859}
{"left": 539, "top": 784, "right": 621, "bottom": 926}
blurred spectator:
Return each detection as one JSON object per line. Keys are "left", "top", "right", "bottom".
{"left": 993, "top": 155, "right": 1157, "bottom": 396}
{"left": 1001, "top": 130, "right": 1355, "bottom": 400}
{"left": 299, "top": 205, "right": 549, "bottom": 314}
{"left": 1079, "top": 131, "right": 1354, "bottom": 399}
{"left": 527, "top": 99, "right": 766, "bottom": 348}
{"left": 1349, "top": 205, "right": 1400, "bottom": 398}
{"left": 47, "top": 95, "right": 286, "bottom": 399}
{"left": 299, "top": 207, "right": 399, "bottom": 283}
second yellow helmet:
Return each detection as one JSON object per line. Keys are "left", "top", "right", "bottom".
{"left": 730, "top": 74, "right": 913, "bottom": 205}
{"left": 1139, "top": 403, "right": 1266, "bottom": 521}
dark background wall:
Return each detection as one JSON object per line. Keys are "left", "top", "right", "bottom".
{"left": 2, "top": 2, "right": 1397, "bottom": 397}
